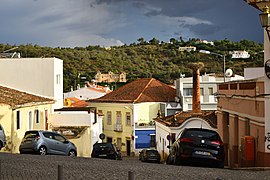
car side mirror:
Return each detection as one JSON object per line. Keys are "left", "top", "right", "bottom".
{"left": 63, "top": 140, "right": 69, "bottom": 144}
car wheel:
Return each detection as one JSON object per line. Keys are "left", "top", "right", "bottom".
{"left": 216, "top": 161, "right": 224, "bottom": 168}
{"left": 166, "top": 155, "right": 172, "bottom": 165}
{"left": 68, "top": 150, "right": 77, "bottom": 157}
{"left": 39, "top": 146, "right": 47, "bottom": 155}
{"left": 0, "top": 142, "right": 3, "bottom": 150}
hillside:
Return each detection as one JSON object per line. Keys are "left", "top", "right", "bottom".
{"left": 0, "top": 38, "right": 264, "bottom": 92}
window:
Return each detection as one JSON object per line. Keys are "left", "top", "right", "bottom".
{"left": 43, "top": 132, "right": 53, "bottom": 139}
{"left": 126, "top": 112, "right": 131, "bottom": 126}
{"left": 53, "top": 133, "right": 66, "bottom": 143}
{"left": 16, "top": 111, "right": 20, "bottom": 130}
{"left": 200, "top": 88, "right": 204, "bottom": 96}
{"left": 29, "top": 111, "right": 33, "bottom": 130}
{"left": 150, "top": 135, "right": 156, "bottom": 147}
{"left": 56, "top": 74, "right": 61, "bottom": 85}
{"left": 107, "top": 111, "right": 112, "bottom": 125}
{"left": 183, "top": 88, "right": 192, "bottom": 96}
{"left": 35, "top": 109, "right": 39, "bottom": 123}
{"left": 116, "top": 111, "right": 122, "bottom": 124}
{"left": 208, "top": 87, "right": 214, "bottom": 95}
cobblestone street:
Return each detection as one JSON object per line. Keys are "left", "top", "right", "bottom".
{"left": 0, "top": 153, "right": 269, "bottom": 180}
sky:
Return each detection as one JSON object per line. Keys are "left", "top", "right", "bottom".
{"left": 0, "top": 0, "right": 264, "bottom": 47}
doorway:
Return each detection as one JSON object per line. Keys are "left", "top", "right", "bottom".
{"left": 126, "top": 139, "right": 131, "bottom": 156}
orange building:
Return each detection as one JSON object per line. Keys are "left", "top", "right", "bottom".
{"left": 216, "top": 78, "right": 270, "bottom": 167}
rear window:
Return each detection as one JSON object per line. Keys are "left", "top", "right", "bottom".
{"left": 23, "top": 131, "right": 39, "bottom": 140}
{"left": 146, "top": 150, "right": 158, "bottom": 154}
{"left": 183, "top": 129, "right": 221, "bottom": 141}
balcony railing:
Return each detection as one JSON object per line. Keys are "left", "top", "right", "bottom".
{"left": 114, "top": 124, "right": 123, "bottom": 132}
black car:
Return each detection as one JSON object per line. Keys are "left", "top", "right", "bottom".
{"left": 139, "top": 149, "right": 160, "bottom": 163}
{"left": 91, "top": 142, "right": 122, "bottom": 160}
{"left": 166, "top": 128, "right": 225, "bottom": 168}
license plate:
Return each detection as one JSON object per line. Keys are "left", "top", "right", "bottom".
{"left": 99, "top": 154, "right": 107, "bottom": 157}
{"left": 195, "top": 151, "right": 210, "bottom": 156}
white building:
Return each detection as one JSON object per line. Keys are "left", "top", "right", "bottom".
{"left": 64, "top": 84, "right": 111, "bottom": 101}
{"left": 229, "top": 50, "right": 250, "bottom": 59}
{"left": 154, "top": 111, "right": 217, "bottom": 161}
{"left": 0, "top": 57, "right": 63, "bottom": 110}
{"left": 175, "top": 73, "right": 244, "bottom": 111}
{"left": 51, "top": 107, "right": 103, "bottom": 157}
{"left": 178, "top": 46, "right": 196, "bottom": 52}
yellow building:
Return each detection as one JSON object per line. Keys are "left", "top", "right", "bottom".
{"left": 89, "top": 78, "right": 176, "bottom": 156}
{"left": 0, "top": 85, "right": 54, "bottom": 153}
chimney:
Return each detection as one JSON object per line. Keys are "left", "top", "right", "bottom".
{"left": 188, "top": 62, "right": 204, "bottom": 114}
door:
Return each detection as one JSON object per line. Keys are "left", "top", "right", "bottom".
{"left": 53, "top": 133, "right": 69, "bottom": 155}
{"left": 126, "top": 140, "right": 131, "bottom": 156}
{"left": 42, "top": 132, "right": 56, "bottom": 154}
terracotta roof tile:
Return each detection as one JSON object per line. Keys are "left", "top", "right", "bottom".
{"left": 90, "top": 78, "right": 176, "bottom": 103}
{"left": 0, "top": 85, "right": 54, "bottom": 108}
{"left": 154, "top": 110, "right": 217, "bottom": 128}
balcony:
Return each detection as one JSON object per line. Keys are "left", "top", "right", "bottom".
{"left": 114, "top": 124, "right": 123, "bottom": 132}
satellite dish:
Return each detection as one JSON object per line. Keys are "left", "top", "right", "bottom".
{"left": 225, "top": 69, "right": 233, "bottom": 77}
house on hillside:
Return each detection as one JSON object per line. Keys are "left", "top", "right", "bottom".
{"left": 95, "top": 71, "right": 127, "bottom": 83}
{"left": 89, "top": 78, "right": 181, "bottom": 156}
{"left": 0, "top": 85, "right": 54, "bottom": 153}
{"left": 154, "top": 111, "right": 217, "bottom": 161}
{"left": 51, "top": 107, "right": 103, "bottom": 157}
{"left": 0, "top": 57, "right": 63, "bottom": 110}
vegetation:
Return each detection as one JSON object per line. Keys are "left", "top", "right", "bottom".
{"left": 0, "top": 38, "right": 263, "bottom": 92}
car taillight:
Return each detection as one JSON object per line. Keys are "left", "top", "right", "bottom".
{"left": 180, "top": 138, "right": 193, "bottom": 143}
{"left": 211, "top": 141, "right": 222, "bottom": 145}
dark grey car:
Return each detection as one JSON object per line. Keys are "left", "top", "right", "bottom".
{"left": 19, "top": 130, "right": 77, "bottom": 156}
{"left": 0, "top": 124, "right": 6, "bottom": 150}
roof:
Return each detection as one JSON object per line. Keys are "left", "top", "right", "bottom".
{"left": 154, "top": 110, "right": 217, "bottom": 128}
{"left": 89, "top": 78, "right": 176, "bottom": 103}
{"left": 0, "top": 85, "right": 54, "bottom": 108}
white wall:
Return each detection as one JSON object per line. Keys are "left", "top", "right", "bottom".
{"left": 0, "top": 57, "right": 63, "bottom": 109}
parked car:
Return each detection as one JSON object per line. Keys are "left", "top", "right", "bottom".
{"left": 19, "top": 130, "right": 77, "bottom": 156}
{"left": 166, "top": 128, "right": 225, "bottom": 168}
{"left": 139, "top": 149, "right": 160, "bottom": 163}
{"left": 0, "top": 124, "right": 6, "bottom": 150}
{"left": 91, "top": 142, "right": 122, "bottom": 160}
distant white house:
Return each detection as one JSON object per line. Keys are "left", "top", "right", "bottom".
{"left": 229, "top": 50, "right": 250, "bottom": 59}
{"left": 64, "top": 83, "right": 111, "bottom": 101}
{"left": 178, "top": 46, "right": 196, "bottom": 52}
{"left": 0, "top": 57, "right": 63, "bottom": 110}
{"left": 175, "top": 73, "right": 244, "bottom": 111}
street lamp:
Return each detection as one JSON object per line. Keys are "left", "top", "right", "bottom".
{"left": 259, "top": 5, "right": 270, "bottom": 41}
{"left": 199, "top": 50, "right": 226, "bottom": 82}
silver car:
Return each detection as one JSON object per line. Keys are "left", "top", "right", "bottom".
{"left": 19, "top": 130, "right": 77, "bottom": 156}
{"left": 0, "top": 124, "right": 6, "bottom": 150}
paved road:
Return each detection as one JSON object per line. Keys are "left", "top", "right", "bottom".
{"left": 0, "top": 153, "right": 269, "bottom": 180}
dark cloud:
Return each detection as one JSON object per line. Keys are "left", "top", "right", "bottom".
{"left": 188, "top": 24, "right": 222, "bottom": 36}
{"left": 144, "top": 9, "right": 161, "bottom": 17}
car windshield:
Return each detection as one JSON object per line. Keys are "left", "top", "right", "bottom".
{"left": 183, "top": 129, "right": 220, "bottom": 141}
